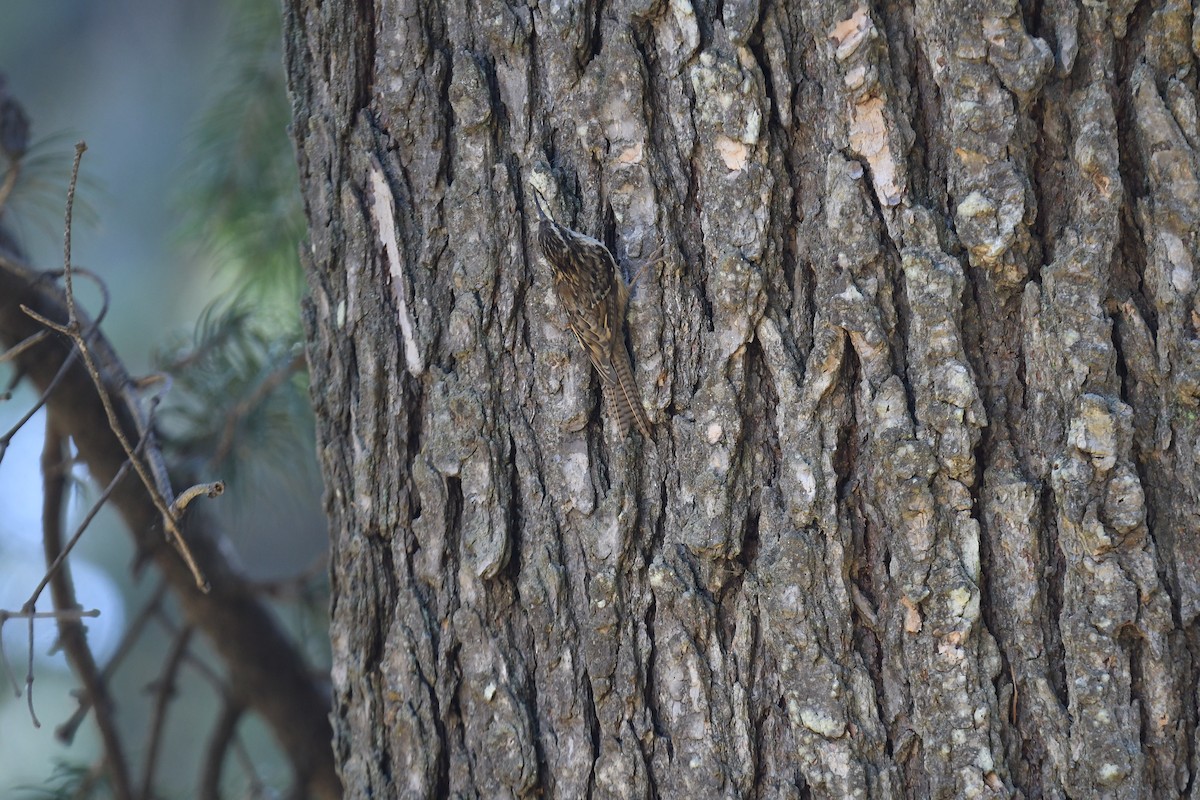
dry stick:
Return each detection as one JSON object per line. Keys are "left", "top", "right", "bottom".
{"left": 0, "top": 263, "right": 109, "bottom": 407}
{"left": 0, "top": 272, "right": 102, "bottom": 465}
{"left": 0, "top": 266, "right": 101, "bottom": 410}
{"left": 2, "top": 148, "right": 336, "bottom": 800}
{"left": 0, "top": 607, "right": 98, "bottom": 698}
{"left": 0, "top": 344, "right": 79, "bottom": 465}
{"left": 26, "top": 430, "right": 144, "bottom": 609}
{"left": 37, "top": 372, "right": 182, "bottom": 764}
{"left": 57, "top": 580, "right": 168, "bottom": 744}
{"left": 141, "top": 374, "right": 226, "bottom": 520}
{"left": 0, "top": 328, "right": 50, "bottom": 364}
{"left": 8, "top": 391, "right": 146, "bottom": 728}
{"left": 152, "top": 610, "right": 254, "bottom": 793}
{"left": 198, "top": 701, "right": 245, "bottom": 800}
{"left": 139, "top": 625, "right": 193, "bottom": 800}
{"left": 21, "top": 142, "right": 210, "bottom": 591}
{"left": 0, "top": 260, "right": 114, "bottom": 328}
{"left": 60, "top": 144, "right": 82, "bottom": 327}
{"left": 0, "top": 266, "right": 117, "bottom": 455}
{"left": 230, "top": 725, "right": 266, "bottom": 797}
{"left": 40, "top": 423, "right": 135, "bottom": 800}
{"left": 33, "top": 387, "right": 166, "bottom": 743}
{"left": 153, "top": 610, "right": 227, "bottom": 689}
{"left": 1, "top": 608, "right": 100, "bottom": 622}
{"left": 48, "top": 264, "right": 113, "bottom": 326}
{"left": 1, "top": 266, "right": 110, "bottom": 464}
{"left": 171, "top": 480, "right": 225, "bottom": 517}
{"left": 179, "top": 648, "right": 227, "bottom": 691}
{"left": 24, "top": 612, "right": 36, "bottom": 726}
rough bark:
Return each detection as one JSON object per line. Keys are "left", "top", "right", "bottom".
{"left": 284, "top": 0, "right": 1200, "bottom": 797}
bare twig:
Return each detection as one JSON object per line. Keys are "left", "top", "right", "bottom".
{"left": 0, "top": 342, "right": 78, "bottom": 465}
{"left": 41, "top": 421, "right": 135, "bottom": 800}
{"left": 0, "top": 138, "right": 339, "bottom": 800}
{"left": 0, "top": 605, "right": 102, "bottom": 705}
{"left": 6, "top": 399, "right": 145, "bottom": 734}
{"left": 0, "top": 328, "right": 49, "bottom": 363}
{"left": 198, "top": 699, "right": 244, "bottom": 800}
{"left": 57, "top": 580, "right": 168, "bottom": 744}
{"left": 61, "top": 145, "right": 82, "bottom": 318}
{"left": 0, "top": 257, "right": 114, "bottom": 328}
{"left": 0, "top": 607, "right": 100, "bottom": 622}
{"left": 171, "top": 480, "right": 226, "bottom": 516}
{"left": 231, "top": 728, "right": 267, "bottom": 799}
{"left": 26, "top": 428, "right": 146, "bottom": 609}
{"left": 153, "top": 611, "right": 227, "bottom": 690}
{"left": 0, "top": 265, "right": 111, "bottom": 468}
{"left": 44, "top": 265, "right": 112, "bottom": 328}
{"left": 19, "top": 143, "right": 211, "bottom": 591}
{"left": 25, "top": 611, "right": 37, "bottom": 726}
{"left": 0, "top": 262, "right": 110, "bottom": 373}
{"left": 139, "top": 625, "right": 193, "bottom": 800}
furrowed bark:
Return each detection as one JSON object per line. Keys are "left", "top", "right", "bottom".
{"left": 283, "top": 1, "right": 1200, "bottom": 796}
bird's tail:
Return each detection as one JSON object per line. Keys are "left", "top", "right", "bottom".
{"left": 603, "top": 346, "right": 653, "bottom": 440}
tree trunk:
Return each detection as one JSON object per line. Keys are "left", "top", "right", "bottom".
{"left": 283, "top": 0, "right": 1200, "bottom": 796}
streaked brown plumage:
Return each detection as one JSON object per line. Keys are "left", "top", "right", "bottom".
{"left": 534, "top": 198, "right": 653, "bottom": 440}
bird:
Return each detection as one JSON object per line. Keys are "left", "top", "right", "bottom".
{"left": 533, "top": 195, "right": 653, "bottom": 440}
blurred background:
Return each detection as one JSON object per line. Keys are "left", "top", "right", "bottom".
{"left": 0, "top": 0, "right": 329, "bottom": 796}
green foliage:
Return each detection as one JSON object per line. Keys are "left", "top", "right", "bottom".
{"left": 12, "top": 760, "right": 110, "bottom": 800}
{"left": 164, "top": 0, "right": 315, "bottom": 500}
{"left": 156, "top": 301, "right": 313, "bottom": 491}
{"left": 1, "top": 132, "right": 99, "bottom": 240}
{"left": 179, "top": 0, "right": 305, "bottom": 307}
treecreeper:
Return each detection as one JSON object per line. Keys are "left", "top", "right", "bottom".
{"left": 534, "top": 196, "right": 654, "bottom": 440}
